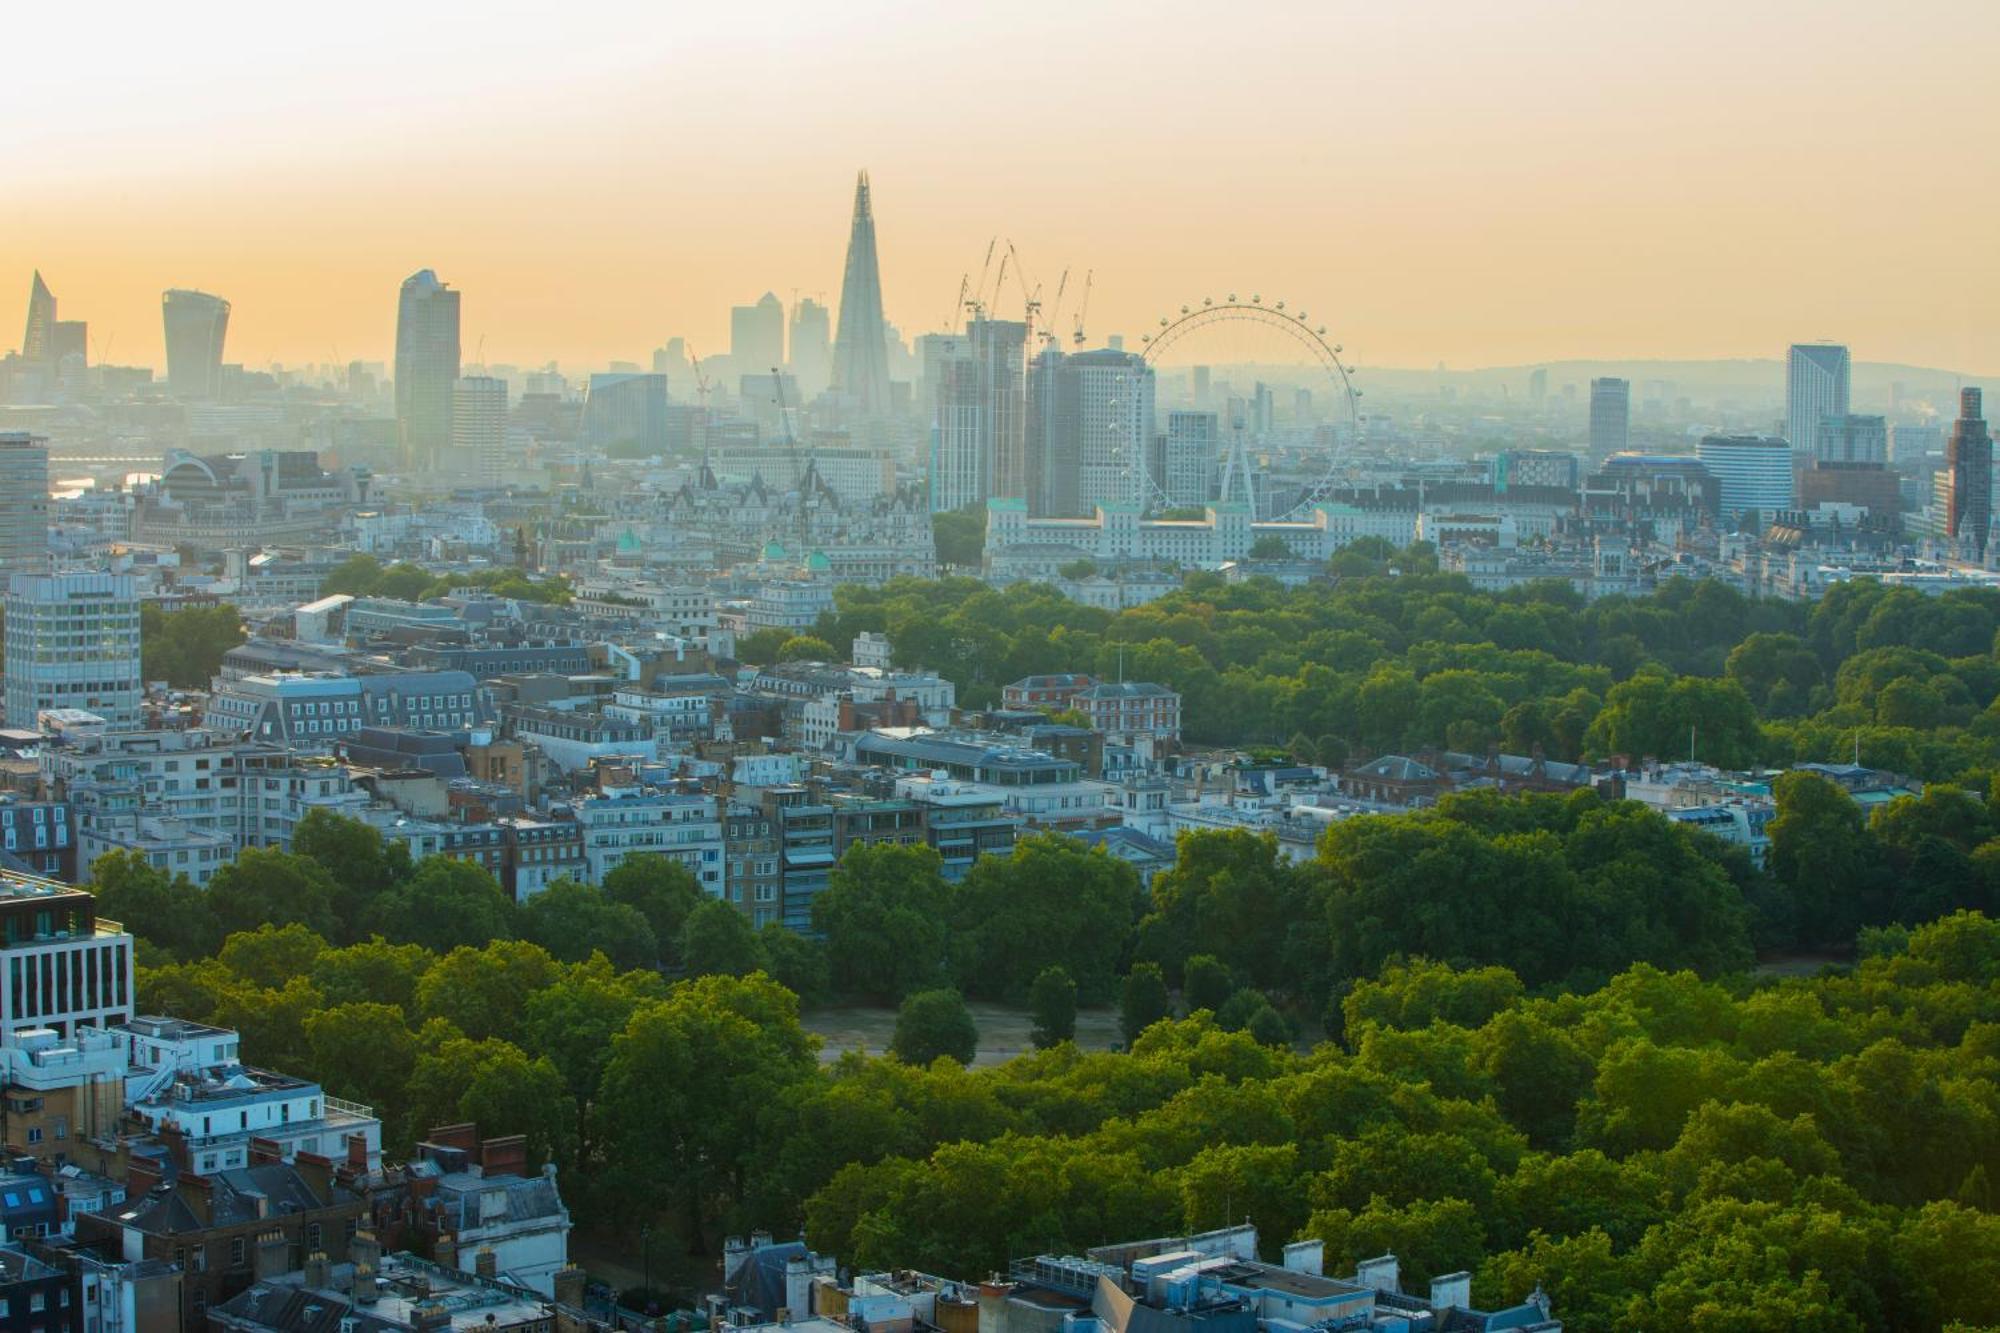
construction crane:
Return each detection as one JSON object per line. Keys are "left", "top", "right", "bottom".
{"left": 1006, "top": 241, "right": 1043, "bottom": 347}
{"left": 686, "top": 343, "right": 714, "bottom": 464}
{"left": 1072, "top": 270, "right": 1094, "bottom": 347}
{"left": 945, "top": 274, "right": 969, "bottom": 334}
{"left": 770, "top": 366, "right": 813, "bottom": 559}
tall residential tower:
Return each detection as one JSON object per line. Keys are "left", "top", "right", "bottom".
{"left": 831, "top": 172, "right": 892, "bottom": 415}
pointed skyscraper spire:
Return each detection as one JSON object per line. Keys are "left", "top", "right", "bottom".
{"left": 22, "top": 272, "right": 55, "bottom": 362}
{"left": 832, "top": 171, "right": 892, "bottom": 416}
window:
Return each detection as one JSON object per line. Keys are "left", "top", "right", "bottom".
{"left": 230, "top": 1238, "right": 246, "bottom": 1267}
{"left": 305, "top": 1222, "right": 322, "bottom": 1251}
{"left": 29, "top": 1293, "right": 44, "bottom": 1312}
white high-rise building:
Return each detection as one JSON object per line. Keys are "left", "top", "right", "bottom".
{"left": 4, "top": 572, "right": 142, "bottom": 729}
{"left": 0, "top": 434, "right": 49, "bottom": 579}
{"left": 451, "top": 376, "right": 508, "bottom": 484}
{"left": 1696, "top": 433, "right": 1794, "bottom": 526}
{"left": 1588, "top": 378, "right": 1630, "bottom": 454}
{"left": 1787, "top": 343, "right": 1851, "bottom": 461}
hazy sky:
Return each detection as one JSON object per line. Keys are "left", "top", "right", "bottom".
{"left": 8, "top": 1, "right": 1998, "bottom": 376}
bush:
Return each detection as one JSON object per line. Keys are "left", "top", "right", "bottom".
{"left": 1029, "top": 966, "right": 1078, "bottom": 1048}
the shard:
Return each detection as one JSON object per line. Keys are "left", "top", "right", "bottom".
{"left": 21, "top": 272, "right": 55, "bottom": 362}
{"left": 831, "top": 171, "right": 892, "bottom": 415}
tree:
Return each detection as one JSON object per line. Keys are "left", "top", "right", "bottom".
{"left": 1768, "top": 771, "right": 1887, "bottom": 946}
{"left": 814, "top": 843, "right": 955, "bottom": 1001}
{"left": 218, "top": 924, "right": 329, "bottom": 989}
{"left": 86, "top": 850, "right": 218, "bottom": 959}
{"left": 680, "top": 899, "right": 766, "bottom": 978}
{"left": 759, "top": 925, "right": 830, "bottom": 1007}
{"left": 140, "top": 603, "right": 245, "bottom": 688}
{"left": 205, "top": 848, "right": 342, "bottom": 940}
{"left": 1182, "top": 955, "right": 1235, "bottom": 1014}
{"left": 1121, "top": 963, "right": 1172, "bottom": 1044}
{"left": 293, "top": 810, "right": 409, "bottom": 916}
{"left": 1028, "top": 967, "right": 1077, "bottom": 1049}
{"left": 1249, "top": 534, "right": 1294, "bottom": 560}
{"left": 891, "top": 989, "right": 979, "bottom": 1066}
{"left": 603, "top": 855, "right": 705, "bottom": 965}
{"left": 413, "top": 940, "right": 560, "bottom": 1044}
{"left": 951, "top": 835, "right": 1141, "bottom": 1003}
{"left": 304, "top": 1001, "right": 417, "bottom": 1114}
{"left": 778, "top": 634, "right": 836, "bottom": 663}
{"left": 366, "top": 857, "right": 516, "bottom": 954}
{"left": 597, "top": 973, "right": 818, "bottom": 1235}
{"left": 521, "top": 879, "right": 659, "bottom": 971}
{"left": 932, "top": 505, "right": 987, "bottom": 568}
{"left": 1135, "top": 831, "right": 1309, "bottom": 995}
{"left": 310, "top": 938, "right": 433, "bottom": 1012}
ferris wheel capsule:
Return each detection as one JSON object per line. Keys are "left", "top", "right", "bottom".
{"left": 1203, "top": 297, "right": 1212, "bottom": 306}
{"left": 1276, "top": 301, "right": 1285, "bottom": 310}
{"left": 1251, "top": 294, "right": 1261, "bottom": 304}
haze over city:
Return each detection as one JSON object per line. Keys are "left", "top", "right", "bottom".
{"left": 9, "top": 0, "right": 1999, "bottom": 374}
{"left": 3, "top": 9, "right": 2000, "bottom": 1332}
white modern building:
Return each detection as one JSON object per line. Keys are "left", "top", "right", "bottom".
{"left": 1788, "top": 343, "right": 1851, "bottom": 462}
{"left": 1696, "top": 433, "right": 1795, "bottom": 524}
{"left": 451, "top": 375, "right": 509, "bottom": 483}
{"left": 0, "top": 872, "right": 136, "bottom": 1042}
{"left": 3, "top": 572, "right": 142, "bottom": 730}
{"left": 573, "top": 782, "right": 724, "bottom": 890}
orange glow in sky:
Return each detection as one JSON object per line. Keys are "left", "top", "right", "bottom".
{"left": 7, "top": 0, "right": 1998, "bottom": 375}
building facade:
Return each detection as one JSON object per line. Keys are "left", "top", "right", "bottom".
{"left": 3, "top": 573, "right": 142, "bottom": 730}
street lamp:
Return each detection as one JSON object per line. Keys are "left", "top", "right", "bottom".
{"left": 641, "top": 1222, "right": 655, "bottom": 1314}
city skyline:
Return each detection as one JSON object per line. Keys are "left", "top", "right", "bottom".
{"left": 6, "top": 1, "right": 1998, "bottom": 376}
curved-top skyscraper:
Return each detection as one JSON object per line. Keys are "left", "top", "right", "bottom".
{"left": 832, "top": 171, "right": 891, "bottom": 416}
{"left": 162, "top": 289, "right": 231, "bottom": 398}
{"left": 22, "top": 273, "right": 55, "bottom": 363}
{"left": 395, "top": 269, "right": 461, "bottom": 472}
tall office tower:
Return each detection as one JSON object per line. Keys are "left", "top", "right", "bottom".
{"left": 161, "top": 289, "right": 231, "bottom": 398}
{"left": 1192, "top": 365, "right": 1212, "bottom": 409}
{"left": 1588, "top": 377, "right": 1630, "bottom": 454}
{"left": 1029, "top": 348, "right": 1157, "bottom": 515}
{"left": 1946, "top": 388, "right": 1993, "bottom": 561}
{"left": 789, "top": 298, "right": 832, "bottom": 400}
{"left": 1787, "top": 343, "right": 1851, "bottom": 461}
{"left": 973, "top": 317, "right": 1028, "bottom": 500}
{"left": 4, "top": 572, "right": 142, "bottom": 729}
{"left": 1528, "top": 367, "right": 1549, "bottom": 409}
{"left": 1250, "top": 383, "right": 1276, "bottom": 435}
{"left": 927, "top": 317, "right": 1026, "bottom": 512}
{"left": 831, "top": 171, "right": 892, "bottom": 414}
{"left": 1816, "top": 414, "right": 1888, "bottom": 465}
{"left": 1293, "top": 388, "right": 1314, "bottom": 425}
{"left": 451, "top": 376, "right": 508, "bottom": 484}
{"left": 1163, "top": 411, "right": 1219, "bottom": 507}
{"left": 1696, "top": 434, "right": 1794, "bottom": 527}
{"left": 583, "top": 373, "right": 670, "bottom": 454}
{"left": 731, "top": 292, "right": 785, "bottom": 372}
{"left": 394, "top": 270, "right": 461, "bottom": 471}
{"left": 0, "top": 435, "right": 49, "bottom": 579}
{"left": 20, "top": 273, "right": 54, "bottom": 362}
{"left": 50, "top": 321, "right": 87, "bottom": 367}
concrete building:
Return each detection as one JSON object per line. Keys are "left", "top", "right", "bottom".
{"left": 1788, "top": 342, "right": 1851, "bottom": 463}
{"left": 3, "top": 573, "right": 142, "bottom": 730}
{"left": 1695, "top": 434, "right": 1793, "bottom": 527}
{"left": 1947, "top": 387, "right": 1993, "bottom": 561}
{"left": 0, "top": 875, "right": 134, "bottom": 1042}
{"left": 1587, "top": 377, "right": 1629, "bottom": 454}
{"left": 450, "top": 376, "right": 508, "bottom": 483}
{"left": 205, "top": 672, "right": 489, "bottom": 751}
{"left": 1026, "top": 348, "right": 1157, "bottom": 516}
{"left": 1816, "top": 413, "right": 1887, "bottom": 466}
{"left": 0, "top": 436, "right": 49, "bottom": 580}
{"left": 572, "top": 782, "right": 723, "bottom": 890}
{"left": 1161, "top": 411, "right": 1218, "bottom": 508}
